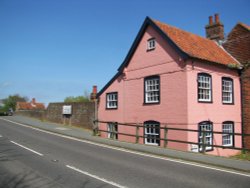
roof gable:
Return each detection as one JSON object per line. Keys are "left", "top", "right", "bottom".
{"left": 227, "top": 22, "right": 250, "bottom": 41}
{"left": 98, "top": 17, "right": 240, "bottom": 97}
{"left": 223, "top": 22, "right": 250, "bottom": 64}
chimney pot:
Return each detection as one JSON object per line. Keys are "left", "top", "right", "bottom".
{"left": 215, "top": 13, "right": 219, "bottom": 23}
{"left": 32, "top": 98, "right": 36, "bottom": 104}
{"left": 90, "top": 85, "right": 97, "bottom": 101}
{"left": 209, "top": 16, "right": 213, "bottom": 25}
{"left": 93, "top": 85, "right": 97, "bottom": 94}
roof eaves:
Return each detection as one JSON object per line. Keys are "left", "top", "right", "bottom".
{"left": 97, "top": 71, "right": 121, "bottom": 98}
{"left": 118, "top": 17, "right": 151, "bottom": 71}
{"left": 118, "top": 17, "right": 190, "bottom": 72}
{"left": 151, "top": 19, "right": 190, "bottom": 60}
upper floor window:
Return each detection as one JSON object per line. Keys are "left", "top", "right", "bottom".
{"left": 222, "top": 77, "right": 234, "bottom": 104}
{"left": 106, "top": 92, "right": 118, "bottom": 109}
{"left": 222, "top": 121, "right": 234, "bottom": 147}
{"left": 198, "top": 73, "right": 212, "bottom": 102}
{"left": 147, "top": 38, "right": 156, "bottom": 50}
{"left": 144, "top": 76, "right": 160, "bottom": 104}
{"left": 144, "top": 121, "right": 160, "bottom": 146}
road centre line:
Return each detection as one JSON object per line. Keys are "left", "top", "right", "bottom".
{"left": 1, "top": 118, "right": 250, "bottom": 177}
{"left": 10, "top": 141, "right": 44, "bottom": 156}
{"left": 66, "top": 165, "right": 127, "bottom": 188}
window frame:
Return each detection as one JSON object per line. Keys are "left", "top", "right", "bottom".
{"left": 106, "top": 92, "right": 118, "bottom": 109}
{"left": 197, "top": 73, "right": 212, "bottom": 103}
{"left": 222, "top": 77, "right": 234, "bottom": 105}
{"left": 222, "top": 121, "right": 234, "bottom": 147}
{"left": 107, "top": 122, "right": 118, "bottom": 140}
{"left": 144, "top": 75, "right": 160, "bottom": 105}
{"left": 198, "top": 121, "right": 213, "bottom": 152}
{"left": 144, "top": 121, "right": 160, "bottom": 146}
{"left": 147, "top": 38, "right": 156, "bottom": 51}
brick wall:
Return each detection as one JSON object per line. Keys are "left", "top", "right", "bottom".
{"left": 46, "top": 102, "right": 95, "bottom": 129}
{"left": 242, "top": 67, "right": 250, "bottom": 149}
{"left": 15, "top": 110, "right": 46, "bottom": 120}
{"left": 15, "top": 102, "right": 95, "bottom": 130}
{"left": 223, "top": 23, "right": 250, "bottom": 149}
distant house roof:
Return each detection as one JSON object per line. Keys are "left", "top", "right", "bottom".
{"left": 16, "top": 98, "right": 45, "bottom": 110}
{"left": 98, "top": 17, "right": 241, "bottom": 97}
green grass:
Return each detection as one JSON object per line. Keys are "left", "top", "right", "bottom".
{"left": 231, "top": 152, "right": 250, "bottom": 161}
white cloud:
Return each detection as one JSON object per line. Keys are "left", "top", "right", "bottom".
{"left": 0, "top": 82, "right": 11, "bottom": 88}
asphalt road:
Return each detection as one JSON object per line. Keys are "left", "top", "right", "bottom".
{"left": 0, "top": 118, "right": 250, "bottom": 188}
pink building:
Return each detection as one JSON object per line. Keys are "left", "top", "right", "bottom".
{"left": 97, "top": 16, "right": 242, "bottom": 156}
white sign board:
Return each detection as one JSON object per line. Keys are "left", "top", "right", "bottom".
{"left": 62, "top": 105, "right": 72, "bottom": 115}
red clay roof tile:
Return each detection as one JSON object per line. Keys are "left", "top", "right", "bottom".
{"left": 153, "top": 20, "right": 240, "bottom": 67}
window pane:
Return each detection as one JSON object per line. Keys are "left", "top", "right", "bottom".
{"left": 107, "top": 93, "right": 118, "bottom": 108}
{"left": 144, "top": 121, "right": 160, "bottom": 146}
{"left": 198, "top": 74, "right": 211, "bottom": 102}
{"left": 222, "top": 122, "right": 233, "bottom": 146}
{"left": 222, "top": 78, "right": 233, "bottom": 103}
{"left": 145, "top": 77, "right": 160, "bottom": 103}
{"left": 199, "top": 122, "right": 213, "bottom": 151}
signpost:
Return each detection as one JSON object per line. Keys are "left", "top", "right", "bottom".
{"left": 62, "top": 105, "right": 72, "bottom": 125}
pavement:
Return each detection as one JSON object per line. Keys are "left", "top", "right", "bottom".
{"left": 1, "top": 115, "right": 250, "bottom": 173}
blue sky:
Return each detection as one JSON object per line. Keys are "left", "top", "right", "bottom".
{"left": 1, "top": 0, "right": 250, "bottom": 105}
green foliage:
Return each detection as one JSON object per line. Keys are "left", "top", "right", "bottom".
{"left": 3, "top": 94, "right": 28, "bottom": 111}
{"left": 64, "top": 90, "right": 90, "bottom": 103}
{"left": 64, "top": 96, "right": 90, "bottom": 102}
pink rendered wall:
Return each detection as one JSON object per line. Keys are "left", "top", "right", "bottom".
{"left": 98, "top": 25, "right": 188, "bottom": 150}
{"left": 98, "top": 25, "right": 242, "bottom": 157}
{"left": 186, "top": 60, "right": 242, "bottom": 156}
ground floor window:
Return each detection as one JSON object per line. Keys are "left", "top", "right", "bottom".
{"left": 222, "top": 121, "right": 234, "bottom": 147}
{"left": 144, "top": 121, "right": 160, "bottom": 146}
{"left": 107, "top": 122, "right": 118, "bottom": 139}
{"left": 198, "top": 121, "right": 213, "bottom": 152}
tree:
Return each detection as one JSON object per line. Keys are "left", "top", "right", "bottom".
{"left": 3, "top": 94, "right": 28, "bottom": 111}
{"left": 64, "top": 90, "right": 90, "bottom": 103}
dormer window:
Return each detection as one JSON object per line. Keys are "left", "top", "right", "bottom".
{"left": 147, "top": 38, "right": 155, "bottom": 51}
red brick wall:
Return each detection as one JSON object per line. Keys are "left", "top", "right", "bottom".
{"left": 223, "top": 23, "right": 250, "bottom": 149}
{"left": 242, "top": 67, "right": 250, "bottom": 149}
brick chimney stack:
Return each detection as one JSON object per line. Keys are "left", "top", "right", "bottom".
{"left": 205, "top": 13, "right": 224, "bottom": 42}
{"left": 90, "top": 85, "right": 97, "bottom": 101}
{"left": 209, "top": 16, "right": 213, "bottom": 25}
{"left": 31, "top": 98, "right": 36, "bottom": 104}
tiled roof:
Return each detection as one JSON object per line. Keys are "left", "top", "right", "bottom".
{"left": 17, "top": 102, "right": 45, "bottom": 110}
{"left": 153, "top": 20, "right": 240, "bottom": 67}
{"left": 239, "top": 22, "right": 250, "bottom": 31}
{"left": 223, "top": 22, "right": 250, "bottom": 64}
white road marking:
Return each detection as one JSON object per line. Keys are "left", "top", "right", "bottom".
{"left": 0, "top": 135, "right": 2, "bottom": 137}
{"left": 1, "top": 118, "right": 250, "bottom": 177}
{"left": 10, "top": 141, "right": 44, "bottom": 156}
{"left": 66, "top": 165, "right": 127, "bottom": 188}
{"left": 55, "top": 127, "right": 71, "bottom": 131}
